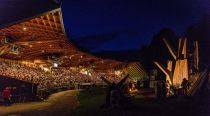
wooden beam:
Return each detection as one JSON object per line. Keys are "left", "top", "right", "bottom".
{"left": 154, "top": 61, "right": 172, "bottom": 85}
{"left": 163, "top": 38, "right": 177, "bottom": 60}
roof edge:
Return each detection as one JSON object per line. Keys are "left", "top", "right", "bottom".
{"left": 0, "top": 7, "right": 61, "bottom": 30}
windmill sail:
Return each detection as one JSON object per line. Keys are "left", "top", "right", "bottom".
{"left": 163, "top": 38, "right": 177, "bottom": 60}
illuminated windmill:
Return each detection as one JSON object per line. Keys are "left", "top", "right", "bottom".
{"left": 154, "top": 38, "right": 199, "bottom": 86}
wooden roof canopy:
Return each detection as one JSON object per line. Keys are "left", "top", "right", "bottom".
{"left": 0, "top": 8, "right": 68, "bottom": 59}
{"left": 0, "top": 6, "right": 123, "bottom": 70}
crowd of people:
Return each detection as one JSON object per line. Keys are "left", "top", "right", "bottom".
{"left": 0, "top": 61, "right": 130, "bottom": 106}
{"left": 0, "top": 61, "right": 198, "bottom": 107}
{"left": 0, "top": 62, "right": 123, "bottom": 91}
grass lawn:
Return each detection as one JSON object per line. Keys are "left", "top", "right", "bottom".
{"left": 71, "top": 87, "right": 155, "bottom": 116}
{"left": 72, "top": 87, "right": 157, "bottom": 116}
{"left": 72, "top": 87, "right": 206, "bottom": 116}
{"left": 72, "top": 87, "right": 107, "bottom": 116}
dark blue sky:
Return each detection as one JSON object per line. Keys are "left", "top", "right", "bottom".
{"left": 61, "top": 0, "right": 208, "bottom": 52}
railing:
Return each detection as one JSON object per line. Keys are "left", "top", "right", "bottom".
{"left": 0, "top": 93, "right": 39, "bottom": 105}
{"left": 37, "top": 83, "right": 98, "bottom": 99}
{"left": 187, "top": 69, "right": 208, "bottom": 97}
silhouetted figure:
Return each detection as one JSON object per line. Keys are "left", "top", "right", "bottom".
{"left": 100, "top": 74, "right": 130, "bottom": 108}
{"left": 181, "top": 78, "right": 188, "bottom": 96}
{"left": 103, "top": 82, "right": 116, "bottom": 107}
{"left": 161, "top": 81, "right": 166, "bottom": 98}
{"left": 137, "top": 80, "right": 141, "bottom": 89}
{"left": 156, "top": 81, "right": 162, "bottom": 100}
{"left": 11, "top": 87, "right": 17, "bottom": 103}
{"left": 128, "top": 81, "right": 133, "bottom": 91}
{"left": 2, "top": 87, "right": 11, "bottom": 106}
{"left": 19, "top": 84, "right": 26, "bottom": 102}
{"left": 110, "top": 86, "right": 120, "bottom": 107}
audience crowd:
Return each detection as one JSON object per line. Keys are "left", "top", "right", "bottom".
{"left": 0, "top": 62, "right": 123, "bottom": 91}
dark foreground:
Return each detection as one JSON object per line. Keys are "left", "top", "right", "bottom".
{"left": 0, "top": 90, "right": 79, "bottom": 116}
{"left": 0, "top": 83, "right": 210, "bottom": 116}
{"left": 73, "top": 85, "right": 210, "bottom": 116}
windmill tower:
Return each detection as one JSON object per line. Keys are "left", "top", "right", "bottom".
{"left": 154, "top": 38, "right": 189, "bottom": 86}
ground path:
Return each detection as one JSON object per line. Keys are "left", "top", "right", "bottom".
{"left": 1, "top": 76, "right": 210, "bottom": 116}
{"left": 0, "top": 90, "right": 79, "bottom": 116}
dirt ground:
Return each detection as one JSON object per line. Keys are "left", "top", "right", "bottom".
{"left": 0, "top": 90, "right": 79, "bottom": 116}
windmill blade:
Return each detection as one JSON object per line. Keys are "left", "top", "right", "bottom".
{"left": 178, "top": 38, "right": 182, "bottom": 57}
{"left": 117, "top": 74, "right": 129, "bottom": 87}
{"left": 182, "top": 38, "right": 187, "bottom": 58}
{"left": 178, "top": 38, "right": 187, "bottom": 59}
{"left": 163, "top": 38, "right": 177, "bottom": 60}
{"left": 100, "top": 76, "right": 112, "bottom": 85}
{"left": 167, "top": 60, "right": 173, "bottom": 72}
{"left": 154, "top": 61, "right": 172, "bottom": 85}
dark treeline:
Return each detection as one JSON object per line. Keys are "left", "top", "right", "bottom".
{"left": 140, "top": 15, "right": 210, "bottom": 75}
{"left": 185, "top": 15, "right": 210, "bottom": 67}
{"left": 139, "top": 28, "right": 177, "bottom": 73}
{"left": 69, "top": 15, "right": 210, "bottom": 72}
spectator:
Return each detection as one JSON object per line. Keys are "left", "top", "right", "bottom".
{"left": 181, "top": 78, "right": 188, "bottom": 96}
{"left": 2, "top": 87, "right": 11, "bottom": 106}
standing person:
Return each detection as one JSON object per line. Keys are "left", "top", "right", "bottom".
{"left": 105, "top": 82, "right": 116, "bottom": 107}
{"left": 137, "top": 80, "right": 141, "bottom": 89}
{"left": 19, "top": 84, "right": 26, "bottom": 103}
{"left": 11, "top": 87, "right": 17, "bottom": 103}
{"left": 2, "top": 87, "right": 11, "bottom": 106}
{"left": 154, "top": 81, "right": 158, "bottom": 98}
{"left": 31, "top": 76, "right": 34, "bottom": 94}
{"left": 181, "top": 78, "right": 188, "bottom": 96}
{"left": 161, "top": 81, "right": 166, "bottom": 98}
{"left": 156, "top": 81, "right": 162, "bottom": 100}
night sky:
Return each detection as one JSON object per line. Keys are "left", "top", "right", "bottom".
{"left": 61, "top": 0, "right": 208, "bottom": 52}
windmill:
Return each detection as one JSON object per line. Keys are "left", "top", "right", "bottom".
{"left": 100, "top": 74, "right": 130, "bottom": 107}
{"left": 153, "top": 38, "right": 197, "bottom": 86}
{"left": 100, "top": 74, "right": 129, "bottom": 88}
